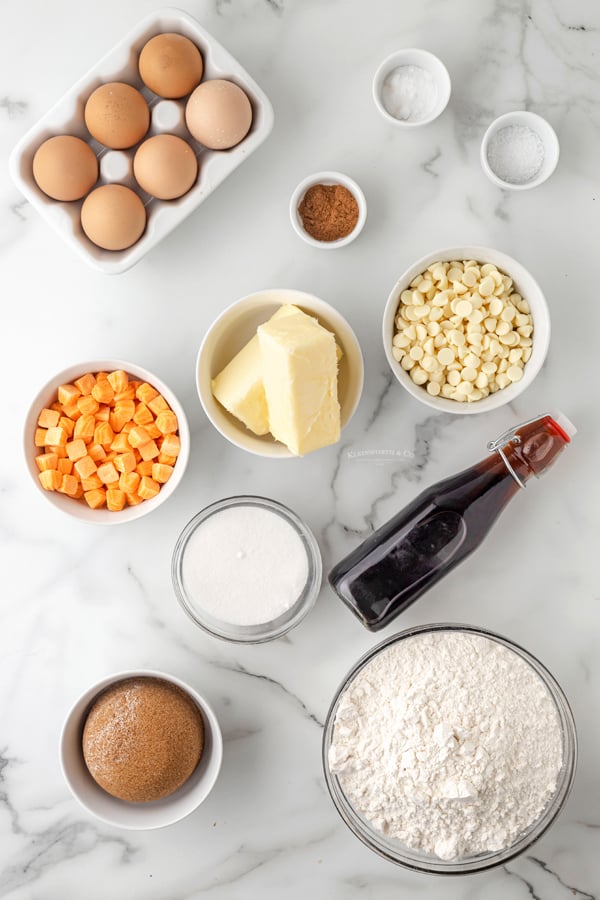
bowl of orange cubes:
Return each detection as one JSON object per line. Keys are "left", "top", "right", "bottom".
{"left": 24, "top": 360, "right": 190, "bottom": 523}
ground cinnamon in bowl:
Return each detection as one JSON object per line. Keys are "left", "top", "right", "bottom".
{"left": 298, "top": 183, "right": 359, "bottom": 242}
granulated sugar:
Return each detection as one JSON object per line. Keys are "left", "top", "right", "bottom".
{"left": 181, "top": 505, "right": 309, "bottom": 626}
{"left": 328, "top": 631, "right": 563, "bottom": 860}
{"left": 486, "top": 124, "right": 545, "bottom": 184}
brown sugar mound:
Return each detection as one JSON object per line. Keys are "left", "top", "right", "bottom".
{"left": 82, "top": 676, "right": 204, "bottom": 802}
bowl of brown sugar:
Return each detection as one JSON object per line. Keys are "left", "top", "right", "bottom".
{"left": 290, "top": 171, "right": 366, "bottom": 248}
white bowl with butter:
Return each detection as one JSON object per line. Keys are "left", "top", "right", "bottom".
{"left": 196, "top": 289, "right": 364, "bottom": 457}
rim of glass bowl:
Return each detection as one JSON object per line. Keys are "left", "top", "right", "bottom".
{"left": 172, "top": 495, "right": 323, "bottom": 644}
{"left": 322, "top": 622, "right": 577, "bottom": 875}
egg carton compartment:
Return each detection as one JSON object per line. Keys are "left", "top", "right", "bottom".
{"left": 9, "top": 8, "right": 274, "bottom": 275}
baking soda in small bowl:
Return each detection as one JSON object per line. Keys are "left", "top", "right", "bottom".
{"left": 486, "top": 125, "right": 544, "bottom": 185}
{"left": 172, "top": 496, "right": 322, "bottom": 642}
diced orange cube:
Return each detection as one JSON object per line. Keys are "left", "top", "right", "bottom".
{"left": 35, "top": 452, "right": 58, "bottom": 472}
{"left": 34, "top": 428, "right": 47, "bottom": 447}
{"left": 57, "top": 458, "right": 73, "bottom": 475}
{"left": 74, "top": 373, "right": 96, "bottom": 396}
{"left": 47, "top": 444, "right": 68, "bottom": 458}
{"left": 77, "top": 394, "right": 100, "bottom": 417}
{"left": 160, "top": 434, "right": 181, "bottom": 458}
{"left": 136, "top": 382, "right": 159, "bottom": 405}
{"left": 119, "top": 471, "right": 140, "bottom": 493}
{"left": 152, "top": 463, "right": 174, "bottom": 484}
{"left": 121, "top": 421, "right": 135, "bottom": 434}
{"left": 114, "top": 399, "right": 136, "bottom": 422}
{"left": 115, "top": 386, "right": 136, "bottom": 402}
{"left": 58, "top": 383, "right": 81, "bottom": 406}
{"left": 66, "top": 438, "right": 87, "bottom": 461}
{"left": 62, "top": 401, "right": 82, "bottom": 421}
{"left": 37, "top": 408, "right": 60, "bottom": 428}
{"left": 88, "top": 443, "right": 107, "bottom": 463}
{"left": 59, "top": 473, "right": 79, "bottom": 496}
{"left": 45, "top": 426, "right": 68, "bottom": 447}
{"left": 144, "top": 422, "right": 162, "bottom": 440}
{"left": 155, "top": 411, "right": 178, "bottom": 435}
{"left": 97, "top": 462, "right": 119, "bottom": 485}
{"left": 126, "top": 492, "right": 144, "bottom": 506}
{"left": 139, "top": 439, "right": 159, "bottom": 461}
{"left": 94, "top": 421, "right": 114, "bottom": 447}
{"left": 74, "top": 455, "right": 97, "bottom": 479}
{"left": 73, "top": 482, "right": 84, "bottom": 500}
{"left": 110, "top": 433, "right": 131, "bottom": 454}
{"left": 96, "top": 371, "right": 109, "bottom": 382}
{"left": 74, "top": 414, "right": 95, "bottom": 442}
{"left": 81, "top": 474, "right": 103, "bottom": 491}
{"left": 133, "top": 403, "right": 154, "bottom": 426}
{"left": 158, "top": 453, "right": 177, "bottom": 466}
{"left": 107, "top": 370, "right": 129, "bottom": 394}
{"left": 128, "top": 425, "right": 151, "bottom": 448}
{"left": 58, "top": 416, "right": 75, "bottom": 438}
{"left": 39, "top": 469, "right": 62, "bottom": 491}
{"left": 114, "top": 451, "right": 137, "bottom": 474}
{"left": 136, "top": 460, "right": 154, "bottom": 477}
{"left": 96, "top": 405, "right": 110, "bottom": 422}
{"left": 148, "top": 394, "right": 169, "bottom": 416}
{"left": 91, "top": 379, "right": 115, "bottom": 404}
{"left": 84, "top": 488, "right": 106, "bottom": 509}
{"left": 51, "top": 401, "right": 63, "bottom": 413}
{"left": 138, "top": 476, "right": 160, "bottom": 500}
{"left": 106, "top": 489, "right": 126, "bottom": 511}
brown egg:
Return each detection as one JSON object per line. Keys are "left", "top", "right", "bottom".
{"left": 185, "top": 79, "right": 252, "bottom": 150}
{"left": 133, "top": 134, "right": 198, "bottom": 200}
{"left": 81, "top": 184, "right": 146, "bottom": 250}
{"left": 84, "top": 83, "right": 150, "bottom": 149}
{"left": 32, "top": 135, "right": 98, "bottom": 201}
{"left": 139, "top": 33, "right": 203, "bottom": 99}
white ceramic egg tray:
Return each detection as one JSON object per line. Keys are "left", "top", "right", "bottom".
{"left": 9, "top": 8, "right": 274, "bottom": 275}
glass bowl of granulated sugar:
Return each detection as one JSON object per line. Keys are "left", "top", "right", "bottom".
{"left": 323, "top": 623, "right": 576, "bottom": 874}
{"left": 172, "top": 495, "right": 322, "bottom": 643}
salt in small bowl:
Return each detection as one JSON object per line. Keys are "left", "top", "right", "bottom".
{"left": 480, "top": 111, "right": 559, "bottom": 191}
{"left": 372, "top": 49, "right": 451, "bottom": 127}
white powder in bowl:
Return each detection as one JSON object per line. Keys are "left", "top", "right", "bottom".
{"left": 381, "top": 65, "right": 438, "bottom": 122}
{"left": 486, "top": 124, "right": 545, "bottom": 184}
{"left": 180, "top": 505, "right": 309, "bottom": 627}
{"left": 328, "top": 631, "right": 563, "bottom": 861}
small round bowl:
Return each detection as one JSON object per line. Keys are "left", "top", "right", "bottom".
{"left": 24, "top": 359, "right": 190, "bottom": 523}
{"left": 382, "top": 245, "right": 550, "bottom": 415}
{"left": 172, "top": 495, "right": 322, "bottom": 643}
{"left": 60, "top": 669, "right": 223, "bottom": 829}
{"left": 481, "top": 111, "right": 559, "bottom": 190}
{"left": 372, "top": 49, "right": 451, "bottom": 127}
{"left": 289, "top": 171, "right": 367, "bottom": 249}
{"left": 323, "top": 623, "right": 577, "bottom": 875}
{"left": 197, "top": 288, "right": 364, "bottom": 457}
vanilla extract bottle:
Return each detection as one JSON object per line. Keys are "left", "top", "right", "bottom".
{"left": 329, "top": 414, "right": 574, "bottom": 631}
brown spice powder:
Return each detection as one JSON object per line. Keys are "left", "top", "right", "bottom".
{"left": 298, "top": 183, "right": 359, "bottom": 242}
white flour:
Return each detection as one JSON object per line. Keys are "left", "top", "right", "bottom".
{"left": 328, "top": 631, "right": 563, "bottom": 860}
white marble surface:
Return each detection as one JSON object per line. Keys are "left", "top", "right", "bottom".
{"left": 1, "top": 0, "right": 599, "bottom": 896}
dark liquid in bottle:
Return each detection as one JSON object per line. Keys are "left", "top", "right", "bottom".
{"left": 329, "top": 416, "right": 570, "bottom": 631}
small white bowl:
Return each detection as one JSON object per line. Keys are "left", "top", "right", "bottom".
{"left": 197, "top": 288, "right": 364, "bottom": 457}
{"left": 382, "top": 246, "right": 550, "bottom": 415}
{"left": 289, "top": 171, "right": 367, "bottom": 249}
{"left": 60, "top": 669, "right": 223, "bottom": 829}
{"left": 24, "top": 359, "right": 190, "bottom": 523}
{"left": 372, "top": 49, "right": 451, "bottom": 127}
{"left": 481, "top": 111, "right": 559, "bottom": 190}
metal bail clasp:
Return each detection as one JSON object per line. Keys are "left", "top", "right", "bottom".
{"left": 487, "top": 423, "right": 527, "bottom": 489}
{"left": 487, "top": 414, "right": 551, "bottom": 489}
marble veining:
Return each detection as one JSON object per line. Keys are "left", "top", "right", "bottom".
{"left": 1, "top": 0, "right": 600, "bottom": 897}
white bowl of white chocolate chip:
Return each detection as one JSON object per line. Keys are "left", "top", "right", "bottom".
{"left": 382, "top": 246, "right": 550, "bottom": 414}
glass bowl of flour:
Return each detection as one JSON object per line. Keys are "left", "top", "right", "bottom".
{"left": 323, "top": 623, "right": 576, "bottom": 874}
{"left": 172, "top": 495, "right": 322, "bottom": 643}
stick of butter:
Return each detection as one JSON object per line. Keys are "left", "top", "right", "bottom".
{"left": 257, "top": 312, "right": 341, "bottom": 456}
{"left": 212, "top": 305, "right": 302, "bottom": 435}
